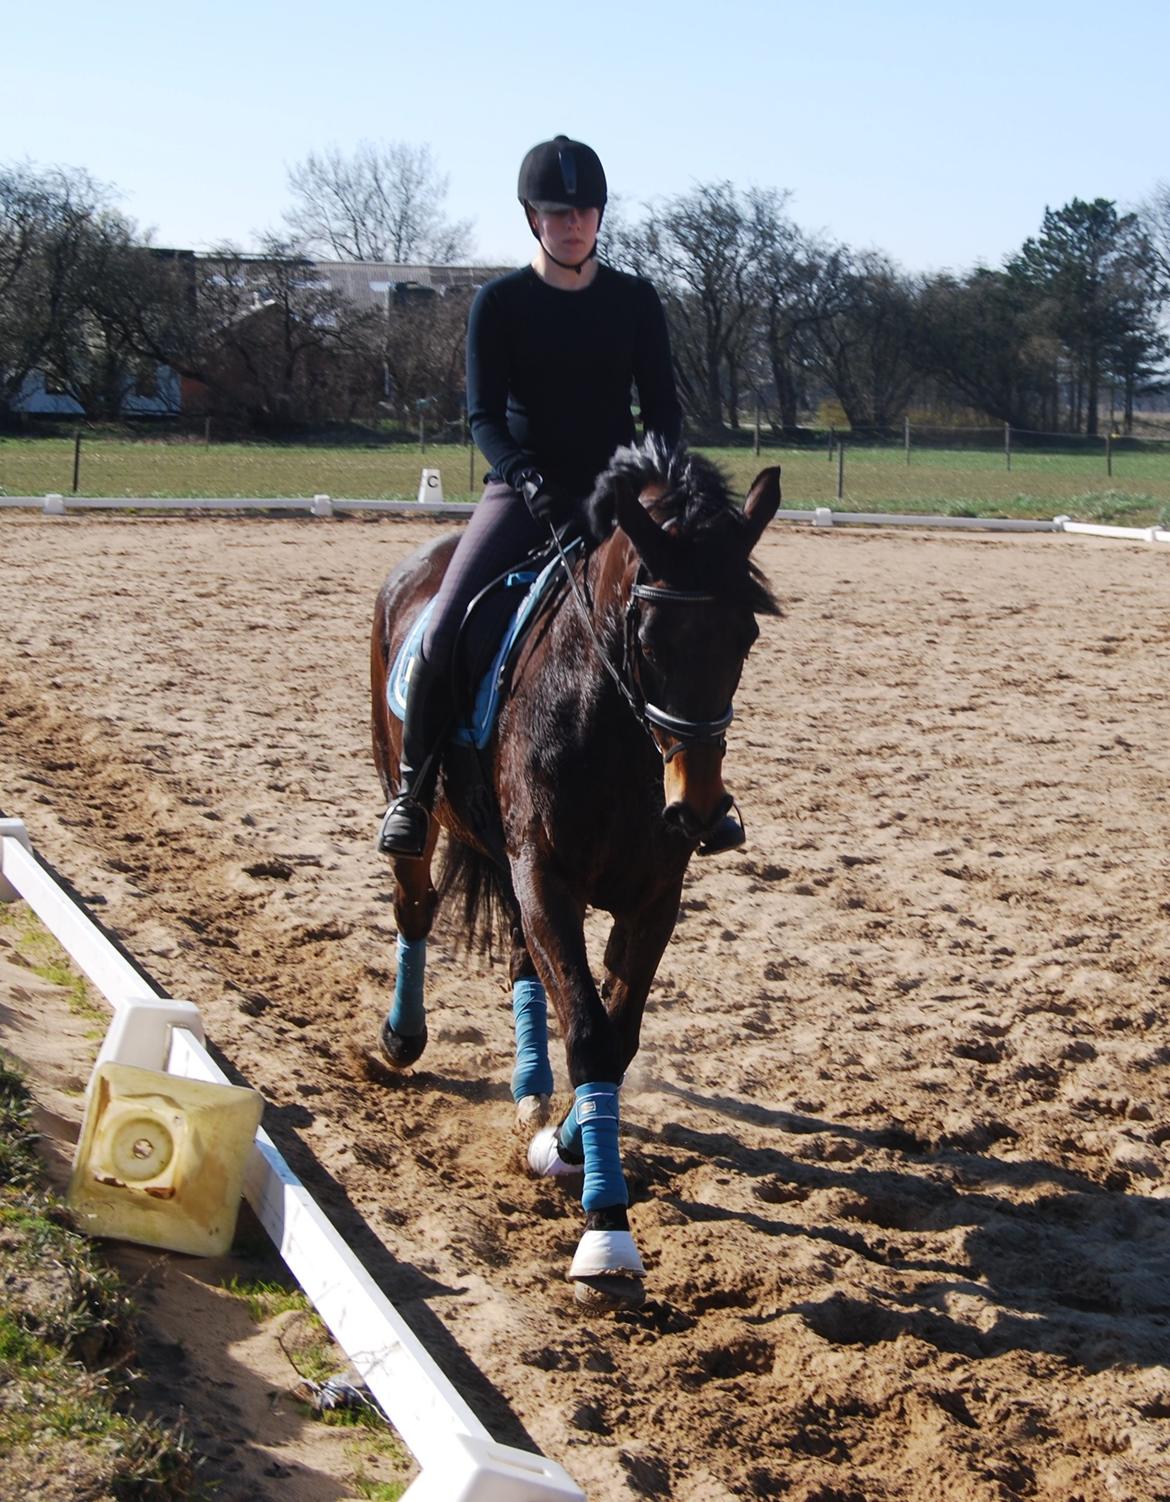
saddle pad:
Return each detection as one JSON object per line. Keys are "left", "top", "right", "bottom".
{"left": 387, "top": 541, "right": 580, "bottom": 750}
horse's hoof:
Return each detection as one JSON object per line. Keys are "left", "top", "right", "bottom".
{"left": 515, "top": 1093, "right": 551, "bottom": 1130}
{"left": 378, "top": 1017, "right": 427, "bottom": 1069}
{"left": 573, "top": 1274, "right": 647, "bottom": 1313}
{"left": 527, "top": 1126, "right": 584, "bottom": 1180}
{"left": 569, "top": 1228, "right": 645, "bottom": 1277}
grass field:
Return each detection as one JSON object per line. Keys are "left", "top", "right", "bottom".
{"left": 2, "top": 435, "right": 1169, "bottom": 524}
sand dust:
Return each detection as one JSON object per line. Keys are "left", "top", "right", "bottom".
{"left": 2, "top": 510, "right": 1170, "bottom": 1500}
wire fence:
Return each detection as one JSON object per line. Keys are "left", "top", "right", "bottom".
{"left": 2, "top": 427, "right": 1170, "bottom": 524}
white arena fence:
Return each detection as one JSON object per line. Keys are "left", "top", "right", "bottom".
{"left": 0, "top": 817, "right": 584, "bottom": 1502}
{"left": 1, "top": 492, "right": 1169, "bottom": 545}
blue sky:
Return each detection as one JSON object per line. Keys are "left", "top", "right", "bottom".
{"left": 6, "top": 0, "right": 1168, "bottom": 275}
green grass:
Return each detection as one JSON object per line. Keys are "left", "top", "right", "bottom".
{"left": 3, "top": 434, "right": 1169, "bottom": 523}
{"left": 221, "top": 1274, "right": 314, "bottom": 1323}
{"left": 0, "top": 902, "right": 105, "bottom": 1025}
{"left": 0, "top": 1057, "right": 199, "bottom": 1498}
{"left": 222, "top": 1274, "right": 412, "bottom": 1492}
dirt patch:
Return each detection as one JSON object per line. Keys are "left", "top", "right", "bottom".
{"left": 2, "top": 511, "right": 1170, "bottom": 1499}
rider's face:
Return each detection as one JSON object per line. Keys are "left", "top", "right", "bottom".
{"left": 531, "top": 204, "right": 602, "bottom": 262}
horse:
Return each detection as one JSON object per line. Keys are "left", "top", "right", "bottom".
{"left": 370, "top": 439, "right": 780, "bottom": 1311}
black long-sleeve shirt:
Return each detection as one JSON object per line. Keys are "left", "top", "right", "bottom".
{"left": 466, "top": 264, "right": 683, "bottom": 499}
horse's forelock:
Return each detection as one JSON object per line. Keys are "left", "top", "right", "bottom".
{"left": 584, "top": 439, "right": 733, "bottom": 542}
{"left": 584, "top": 440, "right": 780, "bottom": 614}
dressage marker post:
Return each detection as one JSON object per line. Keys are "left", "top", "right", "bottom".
{"left": 0, "top": 818, "right": 584, "bottom": 1502}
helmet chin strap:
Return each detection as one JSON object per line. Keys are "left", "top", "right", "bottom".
{"left": 541, "top": 239, "right": 598, "bottom": 275}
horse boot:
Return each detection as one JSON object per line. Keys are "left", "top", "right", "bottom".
{"left": 377, "top": 653, "right": 447, "bottom": 859}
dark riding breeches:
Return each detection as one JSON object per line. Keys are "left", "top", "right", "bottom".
{"left": 420, "top": 481, "right": 548, "bottom": 671}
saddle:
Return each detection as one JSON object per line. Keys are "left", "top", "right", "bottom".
{"left": 387, "top": 537, "right": 584, "bottom": 750}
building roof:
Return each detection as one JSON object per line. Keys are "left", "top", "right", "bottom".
{"left": 308, "top": 260, "right": 516, "bottom": 310}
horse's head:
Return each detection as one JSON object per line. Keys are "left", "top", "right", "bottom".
{"left": 585, "top": 441, "right": 781, "bottom": 847}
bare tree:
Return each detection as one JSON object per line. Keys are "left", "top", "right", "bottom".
{"left": 615, "top": 182, "right": 759, "bottom": 436}
{"left": 0, "top": 163, "right": 113, "bottom": 411}
{"left": 798, "top": 250, "right": 921, "bottom": 434}
{"left": 1136, "top": 182, "right": 1170, "bottom": 294}
{"left": 381, "top": 289, "right": 469, "bottom": 426}
{"left": 283, "top": 141, "right": 474, "bottom": 264}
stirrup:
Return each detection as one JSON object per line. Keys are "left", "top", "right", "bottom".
{"left": 377, "top": 796, "right": 430, "bottom": 858}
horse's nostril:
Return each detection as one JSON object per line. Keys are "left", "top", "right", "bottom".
{"left": 662, "top": 801, "right": 702, "bottom": 839}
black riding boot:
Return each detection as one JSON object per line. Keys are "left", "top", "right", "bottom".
{"left": 377, "top": 654, "right": 447, "bottom": 858}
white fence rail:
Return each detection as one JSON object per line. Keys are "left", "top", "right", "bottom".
{"left": 2, "top": 493, "right": 1168, "bottom": 544}
{"left": 0, "top": 817, "right": 584, "bottom": 1502}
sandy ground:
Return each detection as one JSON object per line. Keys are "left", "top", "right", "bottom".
{"left": 1, "top": 510, "right": 1170, "bottom": 1501}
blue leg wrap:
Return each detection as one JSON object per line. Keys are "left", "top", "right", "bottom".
{"left": 511, "top": 978, "right": 554, "bottom": 1102}
{"left": 389, "top": 934, "right": 426, "bottom": 1036}
{"left": 575, "top": 1082, "right": 627, "bottom": 1211}
{"left": 558, "top": 1070, "right": 624, "bottom": 1161}
{"left": 558, "top": 1101, "right": 582, "bottom": 1160}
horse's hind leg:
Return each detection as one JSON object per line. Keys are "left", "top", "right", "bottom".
{"left": 380, "top": 831, "right": 440, "bottom": 1069}
{"left": 509, "top": 921, "right": 554, "bottom": 1130}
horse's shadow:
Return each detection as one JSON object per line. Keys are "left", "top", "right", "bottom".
{"left": 629, "top": 1080, "right": 1170, "bottom": 1373}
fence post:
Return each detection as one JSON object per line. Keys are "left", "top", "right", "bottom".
{"left": 204, "top": 416, "right": 212, "bottom": 446}
{"left": 828, "top": 426, "right": 835, "bottom": 463}
{"left": 836, "top": 442, "right": 845, "bottom": 501}
{"left": 1004, "top": 422, "right": 1012, "bottom": 472}
{"left": 1106, "top": 431, "right": 1113, "bottom": 477}
{"left": 72, "top": 429, "right": 82, "bottom": 494}
{"left": 468, "top": 440, "right": 475, "bottom": 501}
{"left": 904, "top": 416, "right": 911, "bottom": 465}
{"left": 754, "top": 407, "right": 761, "bottom": 457}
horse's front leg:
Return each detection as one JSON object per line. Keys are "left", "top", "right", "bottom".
{"left": 379, "top": 827, "right": 441, "bottom": 1069}
{"left": 514, "top": 859, "right": 649, "bottom": 1311}
{"left": 509, "top": 920, "right": 554, "bottom": 1129}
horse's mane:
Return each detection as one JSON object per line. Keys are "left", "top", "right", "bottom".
{"left": 584, "top": 438, "right": 780, "bottom": 615}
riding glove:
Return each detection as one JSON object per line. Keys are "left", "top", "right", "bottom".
{"left": 518, "top": 470, "right": 576, "bottom": 531}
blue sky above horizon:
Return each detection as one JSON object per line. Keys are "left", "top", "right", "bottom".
{"left": 6, "top": 0, "right": 1168, "bottom": 276}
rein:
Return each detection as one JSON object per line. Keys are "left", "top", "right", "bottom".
{"left": 549, "top": 528, "right": 735, "bottom": 761}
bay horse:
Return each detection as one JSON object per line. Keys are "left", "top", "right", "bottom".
{"left": 371, "top": 440, "right": 780, "bottom": 1310}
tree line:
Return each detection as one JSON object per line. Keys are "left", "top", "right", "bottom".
{"left": 2, "top": 146, "right": 1169, "bottom": 436}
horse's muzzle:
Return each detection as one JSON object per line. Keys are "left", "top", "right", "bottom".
{"left": 663, "top": 790, "right": 735, "bottom": 844}
{"left": 662, "top": 744, "right": 732, "bottom": 843}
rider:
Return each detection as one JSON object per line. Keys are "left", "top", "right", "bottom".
{"left": 378, "top": 133, "right": 687, "bottom": 858}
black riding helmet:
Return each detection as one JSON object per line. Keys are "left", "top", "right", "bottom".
{"left": 517, "top": 135, "right": 607, "bottom": 274}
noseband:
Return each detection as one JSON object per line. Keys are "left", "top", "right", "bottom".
{"left": 623, "top": 579, "right": 735, "bottom": 762}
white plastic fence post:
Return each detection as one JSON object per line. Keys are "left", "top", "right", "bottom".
{"left": 813, "top": 507, "right": 833, "bottom": 528}
{"left": 0, "top": 818, "right": 33, "bottom": 903}
{"left": 43, "top": 493, "right": 66, "bottom": 515}
{"left": 95, "top": 996, "right": 206, "bottom": 1076}
{"left": 311, "top": 493, "right": 333, "bottom": 517}
{"left": 398, "top": 1431, "right": 586, "bottom": 1500}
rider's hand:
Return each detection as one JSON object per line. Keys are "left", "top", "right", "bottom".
{"left": 518, "top": 471, "right": 576, "bottom": 531}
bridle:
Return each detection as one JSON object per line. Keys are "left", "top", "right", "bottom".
{"left": 552, "top": 531, "right": 736, "bottom": 764}
{"left": 623, "top": 577, "right": 735, "bottom": 763}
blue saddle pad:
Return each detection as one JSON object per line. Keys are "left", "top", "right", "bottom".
{"left": 387, "top": 541, "right": 581, "bottom": 750}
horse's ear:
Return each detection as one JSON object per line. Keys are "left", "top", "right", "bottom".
{"left": 742, "top": 467, "right": 781, "bottom": 550}
{"left": 614, "top": 482, "right": 681, "bottom": 578}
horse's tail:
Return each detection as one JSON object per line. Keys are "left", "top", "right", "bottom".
{"left": 436, "top": 836, "right": 513, "bottom": 958}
